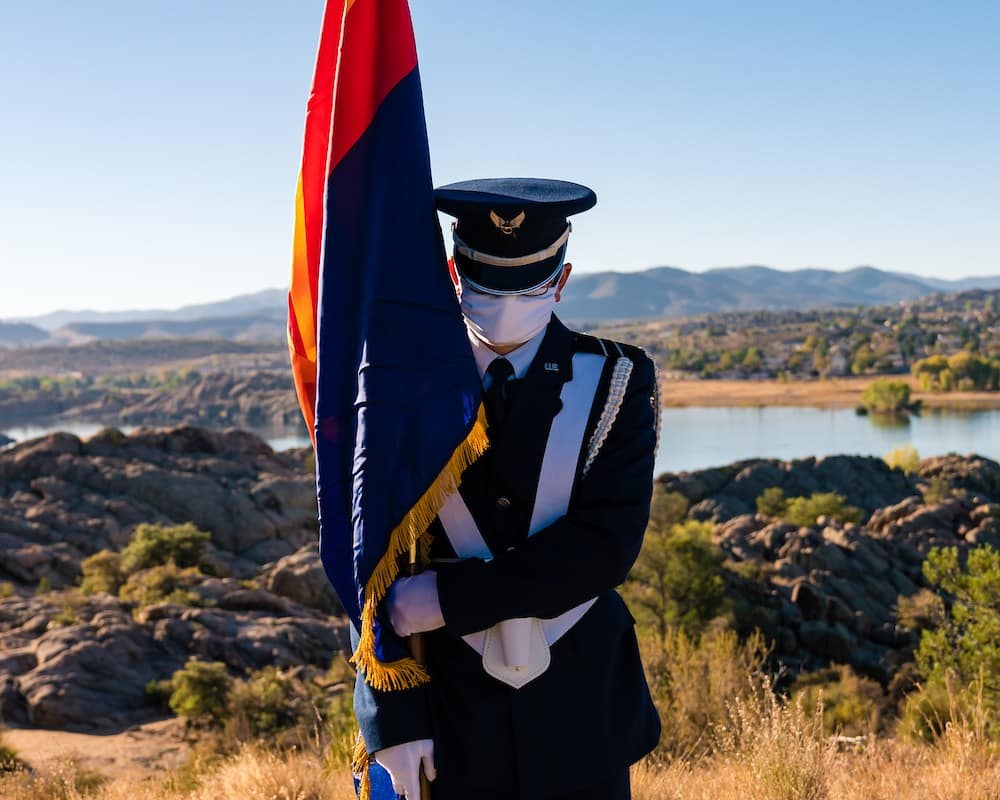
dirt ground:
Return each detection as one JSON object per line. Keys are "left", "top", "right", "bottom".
{"left": 3, "top": 718, "right": 192, "bottom": 781}
{"left": 662, "top": 374, "right": 1000, "bottom": 410}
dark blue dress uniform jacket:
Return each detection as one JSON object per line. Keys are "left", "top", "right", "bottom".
{"left": 352, "top": 314, "right": 661, "bottom": 799}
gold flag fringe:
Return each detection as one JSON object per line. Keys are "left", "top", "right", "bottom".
{"left": 350, "top": 403, "right": 490, "bottom": 797}
{"left": 353, "top": 733, "right": 373, "bottom": 800}
{"left": 350, "top": 402, "right": 489, "bottom": 689}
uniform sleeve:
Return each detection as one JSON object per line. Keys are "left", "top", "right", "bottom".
{"left": 434, "top": 352, "right": 657, "bottom": 636}
{"left": 349, "top": 620, "right": 435, "bottom": 752}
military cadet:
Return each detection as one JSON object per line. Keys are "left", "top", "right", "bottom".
{"left": 353, "top": 178, "right": 662, "bottom": 799}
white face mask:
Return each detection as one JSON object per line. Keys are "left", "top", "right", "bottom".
{"left": 459, "top": 278, "right": 558, "bottom": 348}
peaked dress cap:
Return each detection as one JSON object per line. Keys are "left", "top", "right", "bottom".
{"left": 435, "top": 178, "right": 597, "bottom": 294}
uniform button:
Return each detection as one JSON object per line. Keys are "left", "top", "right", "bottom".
{"left": 496, "top": 496, "right": 511, "bottom": 509}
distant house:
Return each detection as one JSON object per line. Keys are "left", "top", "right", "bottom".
{"left": 762, "top": 354, "right": 785, "bottom": 372}
{"left": 825, "top": 348, "right": 851, "bottom": 377}
{"left": 936, "top": 334, "right": 962, "bottom": 351}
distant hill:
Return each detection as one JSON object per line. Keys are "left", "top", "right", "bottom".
{"left": 46, "top": 313, "right": 285, "bottom": 346}
{"left": 0, "top": 321, "right": 49, "bottom": 347}
{"left": 5, "top": 266, "right": 999, "bottom": 343}
{"left": 895, "top": 271, "right": 1000, "bottom": 292}
{"left": 557, "top": 265, "right": 972, "bottom": 324}
{"left": 13, "top": 289, "right": 286, "bottom": 332}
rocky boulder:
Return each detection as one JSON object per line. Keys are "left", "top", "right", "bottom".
{"left": 712, "top": 512, "right": 924, "bottom": 684}
{"left": 0, "top": 426, "right": 317, "bottom": 590}
{"left": 0, "top": 590, "right": 349, "bottom": 732}
{"left": 918, "top": 452, "right": 1000, "bottom": 503}
{"left": 660, "top": 453, "right": 919, "bottom": 524}
{"left": 659, "top": 452, "right": 1000, "bottom": 688}
{"left": 60, "top": 372, "right": 302, "bottom": 431}
{"left": 258, "top": 545, "right": 343, "bottom": 615}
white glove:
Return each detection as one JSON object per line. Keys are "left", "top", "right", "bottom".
{"left": 387, "top": 571, "right": 445, "bottom": 636}
{"left": 373, "top": 738, "right": 436, "bottom": 798}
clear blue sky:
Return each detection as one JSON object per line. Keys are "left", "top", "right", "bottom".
{"left": 1, "top": 1, "right": 998, "bottom": 318}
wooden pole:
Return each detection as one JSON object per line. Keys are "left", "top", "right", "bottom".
{"left": 407, "top": 539, "right": 432, "bottom": 800}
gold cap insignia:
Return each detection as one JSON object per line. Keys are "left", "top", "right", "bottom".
{"left": 489, "top": 210, "right": 526, "bottom": 236}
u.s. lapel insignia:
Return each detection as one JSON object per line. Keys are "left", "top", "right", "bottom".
{"left": 544, "top": 362, "right": 559, "bottom": 372}
{"left": 490, "top": 210, "right": 526, "bottom": 236}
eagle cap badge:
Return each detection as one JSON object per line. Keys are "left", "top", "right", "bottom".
{"left": 490, "top": 209, "right": 526, "bottom": 236}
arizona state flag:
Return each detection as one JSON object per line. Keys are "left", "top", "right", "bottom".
{"left": 286, "top": 0, "right": 487, "bottom": 789}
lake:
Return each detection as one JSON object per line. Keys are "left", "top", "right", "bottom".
{"left": 0, "top": 421, "right": 307, "bottom": 456}
{"left": 654, "top": 406, "right": 999, "bottom": 473}
{"left": 3, "top": 407, "right": 998, "bottom": 476}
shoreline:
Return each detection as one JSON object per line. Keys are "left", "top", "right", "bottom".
{"left": 661, "top": 375, "right": 1000, "bottom": 410}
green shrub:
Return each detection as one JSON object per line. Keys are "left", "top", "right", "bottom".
{"left": 742, "top": 346, "right": 763, "bottom": 372}
{"left": 861, "top": 378, "right": 911, "bottom": 412}
{"left": 922, "top": 475, "right": 952, "bottom": 504}
{"left": 226, "top": 666, "right": 301, "bottom": 738}
{"left": 46, "top": 605, "right": 78, "bottom": 629}
{"left": 894, "top": 588, "right": 946, "bottom": 631}
{"left": 121, "top": 522, "right": 211, "bottom": 573}
{"left": 34, "top": 576, "right": 53, "bottom": 595}
{"left": 897, "top": 672, "right": 989, "bottom": 743}
{"left": 324, "top": 690, "right": 360, "bottom": 767}
{"left": 756, "top": 486, "right": 787, "bottom": 517}
{"left": 884, "top": 444, "right": 920, "bottom": 474}
{"left": 913, "top": 352, "right": 1000, "bottom": 392}
{"left": 650, "top": 487, "right": 690, "bottom": 529}
{"left": 158, "top": 660, "right": 357, "bottom": 760}
{"left": 784, "top": 492, "right": 864, "bottom": 527}
{"left": 168, "top": 660, "right": 233, "bottom": 723}
{"left": 911, "top": 545, "right": 1000, "bottom": 735}
{"left": 80, "top": 550, "right": 124, "bottom": 595}
{"left": 0, "top": 582, "right": 13, "bottom": 600}
{"left": 788, "top": 663, "right": 887, "bottom": 736}
{"left": 626, "top": 514, "right": 727, "bottom": 642}
{"left": 118, "top": 562, "right": 203, "bottom": 607}
{"left": 757, "top": 487, "right": 863, "bottom": 527}
{"left": 851, "top": 344, "right": 877, "bottom": 375}
{"left": 641, "top": 624, "right": 772, "bottom": 760}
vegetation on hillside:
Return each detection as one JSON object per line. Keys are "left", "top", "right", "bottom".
{"left": 622, "top": 481, "right": 1000, "bottom": 756}
{"left": 595, "top": 287, "right": 1000, "bottom": 383}
{"left": 755, "top": 487, "right": 864, "bottom": 527}
{"left": 860, "top": 378, "right": 917, "bottom": 413}
{"left": 901, "top": 544, "right": 1000, "bottom": 741}
{"left": 80, "top": 523, "right": 214, "bottom": 608}
{"left": 912, "top": 351, "right": 1000, "bottom": 391}
{"left": 6, "top": 449, "right": 1000, "bottom": 797}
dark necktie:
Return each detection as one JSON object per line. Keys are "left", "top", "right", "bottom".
{"left": 483, "top": 357, "right": 515, "bottom": 432}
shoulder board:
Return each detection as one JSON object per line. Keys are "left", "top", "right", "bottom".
{"left": 571, "top": 331, "right": 628, "bottom": 359}
{"left": 571, "top": 331, "right": 655, "bottom": 366}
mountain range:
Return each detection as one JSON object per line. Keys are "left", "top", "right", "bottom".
{"left": 3, "top": 266, "right": 999, "bottom": 347}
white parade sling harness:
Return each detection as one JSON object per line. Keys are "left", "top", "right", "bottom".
{"left": 437, "top": 346, "right": 634, "bottom": 688}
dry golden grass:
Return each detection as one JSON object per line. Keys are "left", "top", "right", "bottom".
{"left": 0, "top": 742, "right": 356, "bottom": 800}
{"left": 631, "top": 724, "right": 1000, "bottom": 800}
{"left": 5, "top": 689, "right": 999, "bottom": 800}
{"left": 661, "top": 374, "right": 1000, "bottom": 410}
{"left": 3, "top": 624, "right": 997, "bottom": 799}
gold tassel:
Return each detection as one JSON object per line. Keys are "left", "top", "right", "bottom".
{"left": 353, "top": 732, "right": 373, "bottom": 800}
{"left": 350, "top": 403, "right": 490, "bottom": 691}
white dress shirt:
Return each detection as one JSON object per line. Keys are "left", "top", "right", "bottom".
{"left": 467, "top": 324, "right": 547, "bottom": 389}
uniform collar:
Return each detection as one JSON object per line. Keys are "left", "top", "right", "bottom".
{"left": 481, "top": 313, "right": 576, "bottom": 499}
{"left": 467, "top": 323, "right": 548, "bottom": 385}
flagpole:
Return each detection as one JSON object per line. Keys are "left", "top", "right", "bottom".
{"left": 407, "top": 540, "right": 432, "bottom": 800}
